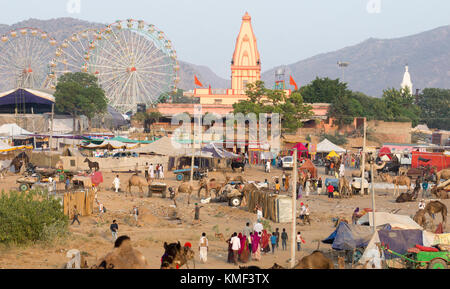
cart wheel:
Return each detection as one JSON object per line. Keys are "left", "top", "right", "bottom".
{"left": 176, "top": 174, "right": 184, "bottom": 181}
{"left": 19, "top": 183, "right": 29, "bottom": 192}
{"left": 428, "top": 258, "right": 448, "bottom": 269}
{"left": 229, "top": 197, "right": 241, "bottom": 207}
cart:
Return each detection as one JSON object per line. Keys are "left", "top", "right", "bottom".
{"left": 381, "top": 245, "right": 449, "bottom": 269}
{"left": 17, "top": 176, "right": 51, "bottom": 192}
{"left": 148, "top": 182, "right": 167, "bottom": 198}
{"left": 72, "top": 176, "right": 93, "bottom": 192}
{"left": 173, "top": 167, "right": 207, "bottom": 181}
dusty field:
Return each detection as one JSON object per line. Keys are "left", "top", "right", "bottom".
{"left": 0, "top": 165, "right": 448, "bottom": 269}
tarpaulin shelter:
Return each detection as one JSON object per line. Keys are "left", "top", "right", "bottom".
{"left": 80, "top": 140, "right": 137, "bottom": 150}
{"left": 316, "top": 139, "right": 346, "bottom": 153}
{"left": 299, "top": 159, "right": 317, "bottom": 178}
{"left": 290, "top": 142, "right": 308, "bottom": 158}
{"left": 322, "top": 222, "right": 376, "bottom": 251}
{"left": 202, "top": 143, "right": 240, "bottom": 159}
{"left": 130, "top": 136, "right": 187, "bottom": 156}
{"left": 0, "top": 88, "right": 54, "bottom": 114}
{"left": 379, "top": 147, "right": 392, "bottom": 160}
{"left": 0, "top": 123, "right": 32, "bottom": 137}
{"left": 357, "top": 212, "right": 422, "bottom": 230}
{"left": 0, "top": 140, "right": 33, "bottom": 152}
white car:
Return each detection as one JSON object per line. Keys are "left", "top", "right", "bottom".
{"left": 282, "top": 156, "right": 294, "bottom": 170}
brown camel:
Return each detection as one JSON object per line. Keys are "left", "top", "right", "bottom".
{"left": 126, "top": 175, "right": 149, "bottom": 197}
{"left": 161, "top": 241, "right": 195, "bottom": 269}
{"left": 380, "top": 173, "right": 411, "bottom": 197}
{"left": 430, "top": 186, "right": 449, "bottom": 200}
{"left": 93, "top": 236, "right": 149, "bottom": 269}
{"left": 396, "top": 178, "right": 421, "bottom": 203}
{"left": 294, "top": 251, "right": 334, "bottom": 269}
{"left": 414, "top": 201, "right": 447, "bottom": 228}
{"left": 413, "top": 210, "right": 428, "bottom": 228}
{"left": 175, "top": 182, "right": 194, "bottom": 205}
{"left": 436, "top": 169, "right": 450, "bottom": 184}
{"left": 198, "top": 176, "right": 230, "bottom": 199}
{"left": 338, "top": 176, "right": 352, "bottom": 198}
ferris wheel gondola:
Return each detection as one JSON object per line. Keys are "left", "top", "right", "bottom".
{"left": 87, "top": 19, "right": 179, "bottom": 113}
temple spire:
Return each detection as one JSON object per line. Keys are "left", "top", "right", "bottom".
{"left": 401, "top": 64, "right": 413, "bottom": 94}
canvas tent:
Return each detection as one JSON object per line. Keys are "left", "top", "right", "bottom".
{"left": 323, "top": 222, "right": 377, "bottom": 251}
{"left": 80, "top": 140, "right": 137, "bottom": 150}
{"left": 0, "top": 88, "right": 54, "bottom": 114}
{"left": 379, "top": 147, "right": 392, "bottom": 159}
{"left": 130, "top": 136, "right": 188, "bottom": 156}
{"left": 202, "top": 143, "right": 240, "bottom": 159}
{"left": 316, "top": 138, "right": 346, "bottom": 153}
{"left": 357, "top": 212, "right": 422, "bottom": 230}
{"left": 299, "top": 159, "right": 317, "bottom": 178}
{"left": 0, "top": 123, "right": 32, "bottom": 137}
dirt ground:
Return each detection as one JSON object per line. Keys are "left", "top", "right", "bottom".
{"left": 0, "top": 164, "right": 448, "bottom": 269}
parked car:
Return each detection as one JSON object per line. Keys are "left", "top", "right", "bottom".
{"left": 281, "top": 156, "right": 294, "bottom": 170}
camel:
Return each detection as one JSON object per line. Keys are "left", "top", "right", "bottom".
{"left": 380, "top": 173, "right": 411, "bottom": 197}
{"left": 396, "top": 178, "right": 421, "bottom": 203}
{"left": 430, "top": 182, "right": 449, "bottom": 199}
{"left": 161, "top": 241, "right": 195, "bottom": 269}
{"left": 198, "top": 176, "right": 230, "bottom": 199}
{"left": 294, "top": 251, "right": 334, "bottom": 269}
{"left": 338, "top": 176, "right": 352, "bottom": 198}
{"left": 126, "top": 175, "right": 149, "bottom": 197}
{"left": 84, "top": 158, "right": 99, "bottom": 172}
{"left": 337, "top": 256, "right": 346, "bottom": 269}
{"left": 352, "top": 161, "right": 386, "bottom": 178}
{"left": 269, "top": 263, "right": 285, "bottom": 269}
{"left": 436, "top": 169, "right": 450, "bottom": 184}
{"left": 414, "top": 201, "right": 447, "bottom": 229}
{"left": 175, "top": 182, "right": 194, "bottom": 205}
{"left": 93, "top": 236, "right": 149, "bottom": 269}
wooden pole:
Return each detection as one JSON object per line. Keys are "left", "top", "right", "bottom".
{"left": 371, "top": 160, "right": 376, "bottom": 232}
{"left": 360, "top": 118, "right": 366, "bottom": 196}
{"left": 50, "top": 103, "right": 54, "bottom": 151}
{"left": 290, "top": 148, "right": 298, "bottom": 268}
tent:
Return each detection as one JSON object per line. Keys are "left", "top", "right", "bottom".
{"left": 299, "top": 159, "right": 317, "bottom": 178}
{"left": 326, "top": 150, "right": 339, "bottom": 160}
{"left": 322, "top": 222, "right": 376, "bottom": 251}
{"left": 202, "top": 143, "right": 240, "bottom": 159}
{"left": 380, "top": 155, "right": 390, "bottom": 162}
{"left": 379, "top": 147, "right": 392, "bottom": 160}
{"left": 290, "top": 142, "right": 308, "bottom": 158}
{"left": 0, "top": 123, "right": 32, "bottom": 137}
{"left": 0, "top": 141, "right": 32, "bottom": 152}
{"left": 130, "top": 136, "right": 188, "bottom": 156}
{"left": 109, "top": 136, "right": 154, "bottom": 144}
{"left": 317, "top": 139, "right": 346, "bottom": 153}
{"left": 0, "top": 88, "right": 54, "bottom": 113}
{"left": 357, "top": 212, "right": 422, "bottom": 230}
{"left": 80, "top": 140, "right": 137, "bottom": 150}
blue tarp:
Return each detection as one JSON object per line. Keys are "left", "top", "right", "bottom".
{"left": 378, "top": 229, "right": 423, "bottom": 259}
{"left": 323, "top": 222, "right": 376, "bottom": 251}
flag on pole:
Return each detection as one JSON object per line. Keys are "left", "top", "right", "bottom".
{"left": 289, "top": 75, "right": 298, "bottom": 90}
{"left": 194, "top": 75, "right": 203, "bottom": 87}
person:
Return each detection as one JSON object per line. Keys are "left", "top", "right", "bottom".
{"left": 230, "top": 232, "right": 241, "bottom": 265}
{"left": 98, "top": 202, "right": 104, "bottom": 222}
{"left": 65, "top": 177, "right": 70, "bottom": 191}
{"left": 252, "top": 231, "right": 261, "bottom": 261}
{"left": 296, "top": 232, "right": 304, "bottom": 251}
{"left": 110, "top": 220, "right": 118, "bottom": 242}
{"left": 305, "top": 179, "right": 311, "bottom": 196}
{"left": 248, "top": 232, "right": 253, "bottom": 259}
{"left": 159, "top": 164, "right": 164, "bottom": 179}
{"left": 297, "top": 183, "right": 303, "bottom": 199}
{"left": 226, "top": 234, "right": 234, "bottom": 263}
{"left": 255, "top": 205, "right": 263, "bottom": 222}
{"left": 275, "top": 228, "right": 280, "bottom": 249}
{"left": 133, "top": 205, "right": 139, "bottom": 224}
{"left": 419, "top": 199, "right": 426, "bottom": 210}
{"left": 330, "top": 162, "right": 334, "bottom": 176}
{"left": 317, "top": 177, "right": 323, "bottom": 195}
{"left": 327, "top": 183, "right": 335, "bottom": 199}
{"left": 113, "top": 175, "right": 120, "bottom": 193}
{"left": 239, "top": 233, "right": 250, "bottom": 263}
{"left": 244, "top": 152, "right": 249, "bottom": 166}
{"left": 281, "top": 228, "right": 288, "bottom": 250}
{"left": 422, "top": 180, "right": 429, "bottom": 198}
{"left": 339, "top": 163, "right": 345, "bottom": 178}
{"left": 299, "top": 203, "right": 306, "bottom": 221}
{"left": 199, "top": 232, "right": 208, "bottom": 263}
{"left": 275, "top": 179, "right": 281, "bottom": 194}
{"left": 281, "top": 172, "right": 286, "bottom": 190}
{"left": 71, "top": 205, "right": 80, "bottom": 225}
{"left": 148, "top": 163, "right": 154, "bottom": 180}
{"left": 243, "top": 222, "right": 252, "bottom": 237}
{"left": 253, "top": 220, "right": 263, "bottom": 234}
{"left": 193, "top": 203, "right": 203, "bottom": 224}
{"left": 304, "top": 204, "right": 311, "bottom": 225}
{"left": 270, "top": 232, "right": 277, "bottom": 254}
{"left": 261, "top": 230, "right": 270, "bottom": 254}
{"left": 156, "top": 164, "right": 160, "bottom": 179}
{"left": 144, "top": 162, "right": 149, "bottom": 179}
{"left": 352, "top": 207, "right": 360, "bottom": 224}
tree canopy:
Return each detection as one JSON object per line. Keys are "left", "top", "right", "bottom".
{"left": 54, "top": 72, "right": 107, "bottom": 131}
{"left": 416, "top": 88, "right": 450, "bottom": 130}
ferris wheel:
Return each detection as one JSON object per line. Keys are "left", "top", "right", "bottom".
{"left": 0, "top": 28, "right": 57, "bottom": 91}
{"left": 87, "top": 19, "right": 180, "bottom": 113}
{"left": 48, "top": 29, "right": 104, "bottom": 89}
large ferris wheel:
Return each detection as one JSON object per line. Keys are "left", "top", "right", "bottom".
{"left": 86, "top": 19, "right": 180, "bottom": 113}
{"left": 0, "top": 28, "right": 57, "bottom": 91}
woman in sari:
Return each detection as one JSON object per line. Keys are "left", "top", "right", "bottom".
{"left": 238, "top": 233, "right": 249, "bottom": 263}
{"left": 261, "top": 230, "right": 271, "bottom": 254}
{"left": 251, "top": 231, "right": 261, "bottom": 261}
{"left": 226, "top": 234, "right": 234, "bottom": 263}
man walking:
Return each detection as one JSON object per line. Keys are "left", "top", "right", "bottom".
{"left": 230, "top": 232, "right": 241, "bottom": 265}
{"left": 110, "top": 220, "right": 118, "bottom": 242}
{"left": 113, "top": 175, "right": 120, "bottom": 193}
{"left": 275, "top": 228, "right": 280, "bottom": 249}
{"left": 148, "top": 163, "right": 154, "bottom": 180}
{"left": 243, "top": 222, "right": 252, "bottom": 237}
{"left": 71, "top": 205, "right": 80, "bottom": 225}
{"left": 159, "top": 164, "right": 164, "bottom": 179}
{"left": 281, "top": 228, "right": 288, "bottom": 250}
{"left": 199, "top": 232, "right": 208, "bottom": 263}
{"left": 270, "top": 232, "right": 277, "bottom": 254}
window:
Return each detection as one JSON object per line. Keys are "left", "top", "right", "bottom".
{"left": 214, "top": 99, "right": 222, "bottom": 104}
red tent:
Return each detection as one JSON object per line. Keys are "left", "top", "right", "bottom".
{"left": 379, "top": 147, "right": 392, "bottom": 159}
{"left": 299, "top": 159, "right": 317, "bottom": 178}
{"left": 290, "top": 142, "right": 309, "bottom": 158}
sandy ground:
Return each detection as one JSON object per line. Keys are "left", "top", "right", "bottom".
{"left": 0, "top": 164, "right": 448, "bottom": 269}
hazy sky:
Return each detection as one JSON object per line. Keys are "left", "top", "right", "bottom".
{"left": 2, "top": 0, "right": 449, "bottom": 78}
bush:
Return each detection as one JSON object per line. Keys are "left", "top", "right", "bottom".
{"left": 0, "top": 190, "right": 69, "bottom": 245}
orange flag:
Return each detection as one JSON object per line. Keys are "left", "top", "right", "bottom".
{"left": 290, "top": 75, "right": 298, "bottom": 90}
{"left": 194, "top": 75, "right": 203, "bottom": 87}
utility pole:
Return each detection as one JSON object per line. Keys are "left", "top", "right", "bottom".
{"left": 370, "top": 159, "right": 376, "bottom": 232}
{"left": 290, "top": 148, "right": 298, "bottom": 269}
{"left": 360, "top": 118, "right": 366, "bottom": 196}
{"left": 50, "top": 103, "right": 54, "bottom": 151}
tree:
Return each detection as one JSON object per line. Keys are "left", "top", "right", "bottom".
{"left": 233, "top": 81, "right": 313, "bottom": 133}
{"left": 158, "top": 89, "right": 199, "bottom": 104}
{"left": 133, "top": 111, "right": 163, "bottom": 133}
{"left": 381, "top": 87, "right": 421, "bottom": 126}
{"left": 299, "top": 77, "right": 350, "bottom": 104}
{"left": 54, "top": 72, "right": 107, "bottom": 132}
{"left": 416, "top": 88, "right": 450, "bottom": 130}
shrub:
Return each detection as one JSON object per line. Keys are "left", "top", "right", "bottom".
{"left": 0, "top": 190, "right": 68, "bottom": 245}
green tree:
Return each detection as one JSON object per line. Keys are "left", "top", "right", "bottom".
{"left": 381, "top": 87, "right": 421, "bottom": 126}
{"left": 54, "top": 72, "right": 107, "bottom": 132}
{"left": 158, "top": 89, "right": 200, "bottom": 104}
{"left": 416, "top": 88, "right": 450, "bottom": 130}
{"left": 299, "top": 77, "right": 350, "bottom": 103}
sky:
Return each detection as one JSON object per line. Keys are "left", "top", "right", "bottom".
{"left": 1, "top": 0, "right": 450, "bottom": 79}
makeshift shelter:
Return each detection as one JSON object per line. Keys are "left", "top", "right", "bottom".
{"left": 317, "top": 138, "right": 346, "bottom": 153}
{"left": 379, "top": 147, "right": 392, "bottom": 160}
{"left": 0, "top": 123, "right": 32, "bottom": 137}
{"left": 299, "top": 159, "right": 317, "bottom": 178}
{"left": 80, "top": 140, "right": 137, "bottom": 150}
{"left": 290, "top": 142, "right": 309, "bottom": 158}
{"left": 380, "top": 155, "right": 390, "bottom": 162}
{"left": 0, "top": 88, "right": 54, "bottom": 114}
{"left": 202, "top": 143, "right": 240, "bottom": 159}
{"left": 322, "top": 222, "right": 376, "bottom": 251}
{"left": 130, "top": 136, "right": 187, "bottom": 156}
{"left": 326, "top": 150, "right": 339, "bottom": 160}
{"left": 357, "top": 212, "right": 422, "bottom": 230}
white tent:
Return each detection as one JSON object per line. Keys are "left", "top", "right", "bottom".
{"left": 357, "top": 212, "right": 422, "bottom": 230}
{"left": 316, "top": 138, "right": 346, "bottom": 153}
{"left": 130, "top": 136, "right": 189, "bottom": 156}
{"left": 0, "top": 123, "right": 32, "bottom": 137}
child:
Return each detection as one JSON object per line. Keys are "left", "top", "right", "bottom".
{"left": 275, "top": 179, "right": 281, "bottom": 194}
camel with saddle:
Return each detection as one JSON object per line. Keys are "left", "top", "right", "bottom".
{"left": 380, "top": 173, "right": 411, "bottom": 197}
